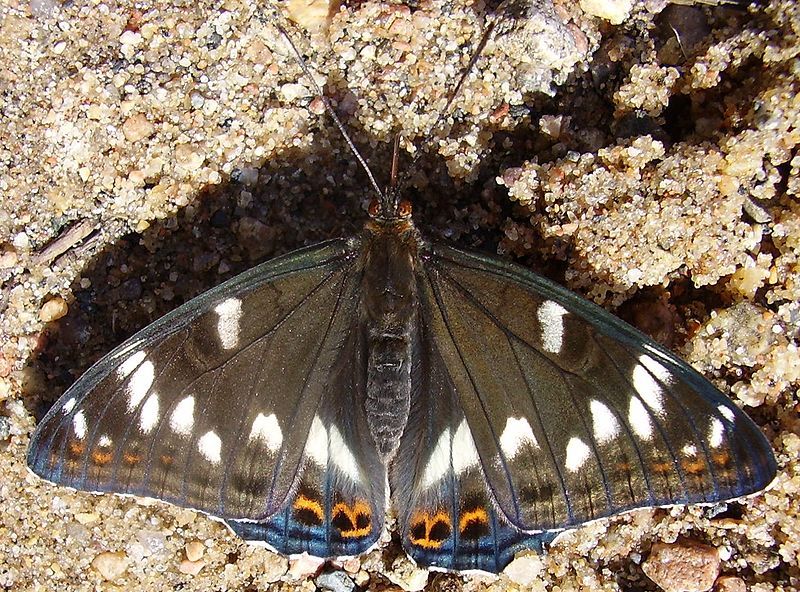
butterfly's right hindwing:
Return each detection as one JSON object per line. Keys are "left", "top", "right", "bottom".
{"left": 28, "top": 238, "right": 385, "bottom": 556}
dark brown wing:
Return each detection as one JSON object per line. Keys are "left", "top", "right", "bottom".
{"left": 390, "top": 242, "right": 775, "bottom": 572}
{"left": 28, "top": 239, "right": 383, "bottom": 535}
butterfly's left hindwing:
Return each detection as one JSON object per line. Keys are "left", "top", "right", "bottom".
{"left": 226, "top": 321, "right": 386, "bottom": 557}
{"left": 392, "top": 242, "right": 776, "bottom": 572}
{"left": 28, "top": 238, "right": 385, "bottom": 557}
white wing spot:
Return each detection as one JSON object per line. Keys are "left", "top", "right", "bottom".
{"left": 169, "top": 396, "right": 195, "bottom": 436}
{"left": 628, "top": 397, "right": 653, "bottom": 441}
{"left": 305, "top": 415, "right": 328, "bottom": 467}
{"left": 500, "top": 417, "right": 538, "bottom": 460}
{"left": 97, "top": 434, "right": 112, "bottom": 447}
{"left": 538, "top": 301, "right": 569, "bottom": 354}
{"left": 421, "top": 428, "right": 452, "bottom": 489}
{"left": 215, "top": 298, "right": 243, "bottom": 350}
{"left": 708, "top": 418, "right": 724, "bottom": 448}
{"left": 127, "top": 360, "right": 155, "bottom": 412}
{"left": 632, "top": 359, "right": 665, "bottom": 416}
{"left": 717, "top": 405, "right": 736, "bottom": 422}
{"left": 452, "top": 419, "right": 480, "bottom": 475}
{"left": 682, "top": 443, "right": 698, "bottom": 457}
{"left": 62, "top": 397, "right": 77, "bottom": 414}
{"left": 117, "top": 350, "right": 146, "bottom": 379}
{"left": 249, "top": 413, "right": 283, "bottom": 452}
{"left": 590, "top": 400, "right": 620, "bottom": 444}
{"left": 329, "top": 424, "right": 361, "bottom": 483}
{"left": 139, "top": 393, "right": 160, "bottom": 434}
{"left": 72, "top": 410, "right": 87, "bottom": 439}
{"left": 565, "top": 437, "right": 591, "bottom": 472}
{"left": 638, "top": 352, "right": 675, "bottom": 385}
{"left": 198, "top": 430, "right": 222, "bottom": 463}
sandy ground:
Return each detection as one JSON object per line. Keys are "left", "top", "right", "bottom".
{"left": 0, "top": 0, "right": 798, "bottom": 590}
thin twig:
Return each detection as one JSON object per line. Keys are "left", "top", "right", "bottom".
{"left": 33, "top": 220, "right": 97, "bottom": 267}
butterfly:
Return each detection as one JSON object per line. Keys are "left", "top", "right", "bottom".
{"left": 27, "top": 9, "right": 776, "bottom": 576}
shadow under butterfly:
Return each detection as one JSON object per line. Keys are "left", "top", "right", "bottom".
{"left": 27, "top": 14, "right": 776, "bottom": 576}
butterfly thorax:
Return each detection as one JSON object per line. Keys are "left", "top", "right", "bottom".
{"left": 360, "top": 216, "right": 421, "bottom": 461}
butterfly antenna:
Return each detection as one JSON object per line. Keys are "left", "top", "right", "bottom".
{"left": 273, "top": 21, "right": 386, "bottom": 203}
{"left": 392, "top": 15, "right": 500, "bottom": 192}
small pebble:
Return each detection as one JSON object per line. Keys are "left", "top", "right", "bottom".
{"left": 315, "top": 569, "right": 356, "bottom": 592}
{"left": 286, "top": 0, "right": 335, "bottom": 30}
{"left": 262, "top": 552, "right": 289, "bottom": 583}
{"left": 64, "top": 522, "right": 90, "bottom": 543}
{"left": 540, "top": 114, "right": 565, "bottom": 139}
{"left": 340, "top": 555, "right": 361, "bottom": 573}
{"left": 715, "top": 575, "right": 746, "bottom": 592}
{"left": 174, "top": 143, "right": 205, "bottom": 172}
{"left": 12, "top": 232, "right": 30, "bottom": 249}
{"left": 185, "top": 540, "right": 205, "bottom": 562}
{"left": 353, "top": 570, "right": 370, "bottom": 587}
{"left": 178, "top": 558, "right": 205, "bottom": 575}
{"left": 0, "top": 417, "right": 10, "bottom": 441}
{"left": 38, "top": 296, "right": 68, "bottom": 322}
{"left": 0, "top": 247, "right": 17, "bottom": 268}
{"left": 309, "top": 96, "right": 326, "bottom": 115}
{"left": 91, "top": 551, "right": 130, "bottom": 581}
{"left": 579, "top": 0, "right": 633, "bottom": 25}
{"left": 121, "top": 113, "right": 154, "bottom": 142}
{"left": 288, "top": 553, "right": 325, "bottom": 579}
{"left": 642, "top": 541, "right": 721, "bottom": 592}
{"left": 386, "top": 560, "right": 429, "bottom": 592}
{"left": 504, "top": 553, "right": 544, "bottom": 586}
{"left": 29, "top": 0, "right": 59, "bottom": 18}
{"left": 74, "top": 512, "right": 99, "bottom": 525}
{"left": 280, "top": 82, "right": 310, "bottom": 102}
{"left": 135, "top": 529, "right": 166, "bottom": 555}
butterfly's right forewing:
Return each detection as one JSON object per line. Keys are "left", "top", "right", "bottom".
{"left": 28, "top": 239, "right": 384, "bottom": 532}
{"left": 422, "top": 244, "right": 775, "bottom": 525}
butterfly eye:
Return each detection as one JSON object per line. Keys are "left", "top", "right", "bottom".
{"left": 397, "top": 200, "right": 413, "bottom": 219}
{"left": 368, "top": 198, "right": 381, "bottom": 217}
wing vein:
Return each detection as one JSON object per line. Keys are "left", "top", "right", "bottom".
{"left": 596, "top": 338, "right": 695, "bottom": 499}
{"left": 613, "top": 342, "right": 724, "bottom": 499}
{"left": 422, "top": 266, "right": 521, "bottom": 517}
{"left": 506, "top": 335, "right": 573, "bottom": 526}
{"left": 434, "top": 262, "right": 614, "bottom": 515}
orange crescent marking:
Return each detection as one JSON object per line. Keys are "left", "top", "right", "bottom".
{"left": 67, "top": 440, "right": 85, "bottom": 456}
{"left": 682, "top": 458, "right": 706, "bottom": 474}
{"left": 458, "top": 507, "right": 489, "bottom": 534}
{"left": 332, "top": 499, "right": 372, "bottom": 538}
{"left": 711, "top": 451, "right": 731, "bottom": 467}
{"left": 615, "top": 461, "right": 632, "bottom": 473}
{"left": 652, "top": 461, "right": 673, "bottom": 474}
{"left": 91, "top": 449, "right": 113, "bottom": 465}
{"left": 293, "top": 494, "right": 325, "bottom": 523}
{"left": 409, "top": 510, "right": 452, "bottom": 549}
{"left": 122, "top": 451, "right": 142, "bottom": 465}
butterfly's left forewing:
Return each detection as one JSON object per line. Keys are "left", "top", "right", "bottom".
{"left": 28, "top": 238, "right": 385, "bottom": 557}
{"left": 392, "top": 242, "right": 776, "bottom": 573}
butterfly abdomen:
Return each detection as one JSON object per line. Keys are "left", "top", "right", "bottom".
{"left": 361, "top": 221, "right": 421, "bottom": 461}
{"left": 365, "top": 332, "right": 412, "bottom": 461}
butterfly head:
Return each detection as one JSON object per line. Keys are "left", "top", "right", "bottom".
{"left": 368, "top": 196, "right": 413, "bottom": 224}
